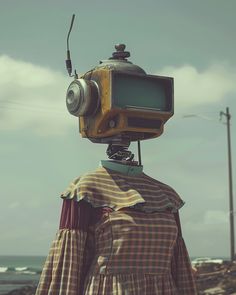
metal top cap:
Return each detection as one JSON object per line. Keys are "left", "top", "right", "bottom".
{"left": 110, "top": 44, "right": 130, "bottom": 60}
{"left": 97, "top": 44, "right": 146, "bottom": 74}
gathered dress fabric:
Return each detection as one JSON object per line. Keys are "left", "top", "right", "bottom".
{"left": 35, "top": 167, "right": 197, "bottom": 295}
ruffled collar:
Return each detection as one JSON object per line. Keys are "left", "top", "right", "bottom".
{"left": 61, "top": 167, "right": 184, "bottom": 213}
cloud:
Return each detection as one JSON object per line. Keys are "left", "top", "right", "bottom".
{"left": 0, "top": 55, "right": 74, "bottom": 135}
{"left": 183, "top": 210, "right": 230, "bottom": 256}
{"left": 185, "top": 210, "right": 228, "bottom": 232}
{"left": 1, "top": 55, "right": 236, "bottom": 136}
{"left": 158, "top": 63, "right": 236, "bottom": 112}
{"left": 8, "top": 201, "right": 20, "bottom": 209}
{"left": 204, "top": 210, "right": 228, "bottom": 225}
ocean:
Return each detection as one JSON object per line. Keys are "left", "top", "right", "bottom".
{"left": 0, "top": 256, "right": 46, "bottom": 295}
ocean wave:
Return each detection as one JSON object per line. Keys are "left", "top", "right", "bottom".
{"left": 15, "top": 267, "right": 28, "bottom": 272}
{"left": 0, "top": 266, "right": 41, "bottom": 275}
{"left": 0, "top": 267, "right": 8, "bottom": 273}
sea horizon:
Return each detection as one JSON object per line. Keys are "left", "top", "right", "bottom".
{"left": 0, "top": 255, "right": 45, "bottom": 295}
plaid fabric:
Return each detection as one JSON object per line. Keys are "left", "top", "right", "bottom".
{"left": 35, "top": 230, "right": 87, "bottom": 295}
{"left": 171, "top": 237, "right": 197, "bottom": 294}
{"left": 61, "top": 167, "right": 184, "bottom": 213}
{"left": 36, "top": 169, "right": 197, "bottom": 295}
{"left": 90, "top": 210, "right": 178, "bottom": 275}
{"left": 84, "top": 272, "right": 178, "bottom": 295}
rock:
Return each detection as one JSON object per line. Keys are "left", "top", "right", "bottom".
{"left": 4, "top": 285, "right": 37, "bottom": 295}
{"left": 202, "top": 286, "right": 226, "bottom": 294}
{"left": 196, "top": 261, "right": 236, "bottom": 294}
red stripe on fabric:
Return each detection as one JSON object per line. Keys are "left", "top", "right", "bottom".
{"left": 59, "top": 199, "right": 92, "bottom": 230}
{"left": 59, "top": 199, "right": 114, "bottom": 230}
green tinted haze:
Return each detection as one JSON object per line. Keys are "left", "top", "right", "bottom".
{"left": 0, "top": 0, "right": 235, "bottom": 258}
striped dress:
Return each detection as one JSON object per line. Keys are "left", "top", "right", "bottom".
{"left": 36, "top": 167, "right": 197, "bottom": 295}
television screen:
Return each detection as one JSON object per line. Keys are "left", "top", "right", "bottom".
{"left": 112, "top": 72, "right": 173, "bottom": 112}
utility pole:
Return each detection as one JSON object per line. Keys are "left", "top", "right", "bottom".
{"left": 220, "top": 107, "right": 235, "bottom": 262}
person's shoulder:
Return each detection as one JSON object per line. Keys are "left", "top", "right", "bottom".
{"left": 142, "top": 173, "right": 177, "bottom": 192}
{"left": 59, "top": 168, "right": 102, "bottom": 199}
{"left": 60, "top": 176, "right": 80, "bottom": 199}
{"left": 141, "top": 173, "right": 185, "bottom": 210}
{"left": 79, "top": 167, "right": 109, "bottom": 181}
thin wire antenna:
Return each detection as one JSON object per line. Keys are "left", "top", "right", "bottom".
{"left": 137, "top": 140, "right": 142, "bottom": 166}
{"left": 67, "top": 14, "right": 75, "bottom": 52}
{"left": 65, "top": 14, "right": 76, "bottom": 77}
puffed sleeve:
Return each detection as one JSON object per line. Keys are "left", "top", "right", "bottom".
{"left": 35, "top": 199, "right": 93, "bottom": 295}
{"left": 171, "top": 212, "right": 198, "bottom": 294}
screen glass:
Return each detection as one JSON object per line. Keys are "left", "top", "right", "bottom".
{"left": 112, "top": 73, "right": 172, "bottom": 111}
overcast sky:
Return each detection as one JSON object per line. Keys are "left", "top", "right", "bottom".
{"left": 0, "top": 0, "right": 235, "bottom": 258}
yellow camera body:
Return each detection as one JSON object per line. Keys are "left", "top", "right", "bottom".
{"left": 66, "top": 45, "right": 174, "bottom": 144}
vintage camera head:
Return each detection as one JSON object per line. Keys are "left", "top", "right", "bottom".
{"left": 66, "top": 44, "right": 174, "bottom": 145}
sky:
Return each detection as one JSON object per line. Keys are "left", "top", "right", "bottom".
{"left": 0, "top": 0, "right": 235, "bottom": 258}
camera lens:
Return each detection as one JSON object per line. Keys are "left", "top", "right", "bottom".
{"left": 66, "top": 79, "right": 99, "bottom": 117}
{"left": 66, "top": 82, "right": 82, "bottom": 115}
{"left": 67, "top": 90, "right": 75, "bottom": 104}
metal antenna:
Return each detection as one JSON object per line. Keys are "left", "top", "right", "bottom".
{"left": 137, "top": 140, "right": 142, "bottom": 166}
{"left": 65, "top": 14, "right": 76, "bottom": 77}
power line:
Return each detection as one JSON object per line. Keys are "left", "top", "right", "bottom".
{"left": 0, "top": 100, "right": 64, "bottom": 112}
{"left": 0, "top": 104, "right": 65, "bottom": 115}
{"left": 179, "top": 112, "right": 222, "bottom": 123}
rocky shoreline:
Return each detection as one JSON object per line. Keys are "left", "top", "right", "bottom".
{"left": 195, "top": 261, "right": 236, "bottom": 294}
{"left": 3, "top": 286, "right": 36, "bottom": 295}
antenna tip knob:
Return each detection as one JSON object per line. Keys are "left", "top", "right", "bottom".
{"left": 111, "top": 44, "right": 130, "bottom": 60}
{"left": 115, "top": 44, "right": 126, "bottom": 51}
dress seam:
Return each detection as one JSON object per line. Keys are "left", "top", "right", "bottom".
{"left": 96, "top": 275, "right": 103, "bottom": 295}
{"left": 104, "top": 212, "right": 114, "bottom": 275}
